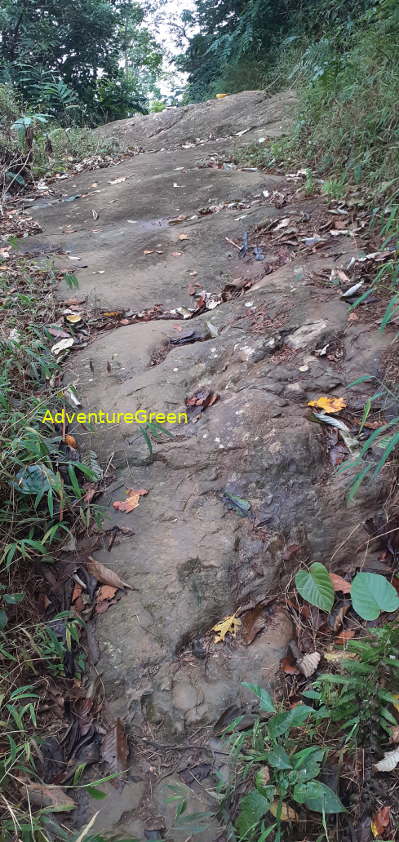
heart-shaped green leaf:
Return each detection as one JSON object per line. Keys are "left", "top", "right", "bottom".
{"left": 266, "top": 747, "right": 293, "bottom": 769}
{"left": 293, "top": 781, "right": 345, "bottom": 813}
{"left": 236, "top": 790, "right": 272, "bottom": 836}
{"left": 295, "top": 563, "right": 334, "bottom": 612}
{"left": 350, "top": 572, "right": 399, "bottom": 620}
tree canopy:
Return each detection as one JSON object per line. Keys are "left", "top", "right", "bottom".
{"left": 0, "top": 0, "right": 164, "bottom": 122}
{"left": 178, "top": 0, "right": 378, "bottom": 101}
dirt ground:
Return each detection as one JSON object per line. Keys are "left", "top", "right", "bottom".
{"left": 24, "top": 89, "right": 397, "bottom": 840}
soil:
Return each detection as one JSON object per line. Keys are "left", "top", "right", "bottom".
{"left": 24, "top": 89, "right": 398, "bottom": 840}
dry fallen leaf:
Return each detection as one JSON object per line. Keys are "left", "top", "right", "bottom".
{"left": 391, "top": 694, "right": 399, "bottom": 712}
{"left": 72, "top": 582, "right": 82, "bottom": 600}
{"left": 258, "top": 766, "right": 271, "bottom": 785}
{"left": 64, "top": 434, "right": 77, "bottom": 448}
{"left": 112, "top": 488, "right": 148, "bottom": 513}
{"left": 335, "top": 628, "right": 355, "bottom": 644}
{"left": 102, "top": 719, "right": 129, "bottom": 790}
{"left": 92, "top": 209, "right": 99, "bottom": 220}
{"left": 212, "top": 613, "right": 241, "bottom": 643}
{"left": 375, "top": 747, "right": 399, "bottom": 772}
{"left": 241, "top": 605, "right": 266, "bottom": 645}
{"left": 297, "top": 651, "right": 321, "bottom": 678}
{"left": 97, "top": 585, "right": 118, "bottom": 601}
{"left": 178, "top": 233, "right": 190, "bottom": 240}
{"left": 330, "top": 573, "right": 351, "bottom": 593}
{"left": 391, "top": 725, "right": 399, "bottom": 743}
{"left": 21, "top": 781, "right": 75, "bottom": 812}
{"left": 85, "top": 556, "right": 132, "bottom": 590}
{"left": 143, "top": 249, "right": 154, "bottom": 255}
{"left": 280, "top": 655, "right": 300, "bottom": 675}
{"left": 308, "top": 396, "right": 347, "bottom": 414}
{"left": 51, "top": 337, "right": 74, "bottom": 355}
{"left": 171, "top": 251, "right": 183, "bottom": 257}
{"left": 371, "top": 805, "right": 391, "bottom": 837}
{"left": 109, "top": 177, "right": 126, "bottom": 185}
{"left": 270, "top": 801, "right": 299, "bottom": 821}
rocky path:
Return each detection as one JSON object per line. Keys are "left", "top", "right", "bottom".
{"left": 27, "top": 89, "right": 394, "bottom": 840}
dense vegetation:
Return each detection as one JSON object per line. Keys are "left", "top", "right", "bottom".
{"left": 180, "top": 0, "right": 399, "bottom": 189}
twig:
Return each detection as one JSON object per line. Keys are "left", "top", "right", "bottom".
{"left": 225, "top": 236, "right": 241, "bottom": 250}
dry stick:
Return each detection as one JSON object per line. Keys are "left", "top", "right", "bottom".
{"left": 225, "top": 236, "right": 241, "bottom": 250}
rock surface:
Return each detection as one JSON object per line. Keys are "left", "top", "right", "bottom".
{"left": 27, "top": 89, "right": 395, "bottom": 839}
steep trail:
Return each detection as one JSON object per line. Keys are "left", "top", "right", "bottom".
{"left": 26, "top": 90, "right": 394, "bottom": 839}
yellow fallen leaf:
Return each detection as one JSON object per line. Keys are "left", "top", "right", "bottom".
{"left": 65, "top": 313, "right": 82, "bottom": 324}
{"left": 216, "top": 93, "right": 229, "bottom": 99}
{"left": 324, "top": 650, "right": 357, "bottom": 663}
{"left": 212, "top": 613, "right": 241, "bottom": 643}
{"left": 308, "top": 396, "right": 347, "bottom": 414}
{"left": 391, "top": 694, "right": 399, "bottom": 712}
{"left": 270, "top": 801, "right": 298, "bottom": 821}
{"left": 371, "top": 820, "right": 379, "bottom": 838}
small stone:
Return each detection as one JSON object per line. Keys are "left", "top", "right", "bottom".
{"left": 286, "top": 320, "right": 328, "bottom": 350}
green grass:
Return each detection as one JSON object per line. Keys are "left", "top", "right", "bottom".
{"left": 0, "top": 255, "right": 103, "bottom": 840}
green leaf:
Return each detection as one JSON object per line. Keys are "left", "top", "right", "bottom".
{"left": 293, "top": 747, "right": 325, "bottom": 768}
{"left": 265, "top": 747, "right": 293, "bottom": 769}
{"left": 347, "top": 375, "right": 373, "bottom": 387}
{"left": 255, "top": 777, "right": 276, "bottom": 802}
{"left": 268, "top": 706, "right": 316, "bottom": 740}
{"left": 223, "top": 491, "right": 252, "bottom": 517}
{"left": 3, "top": 592, "right": 25, "bottom": 605}
{"left": 301, "top": 689, "right": 321, "bottom": 700}
{"left": 242, "top": 682, "right": 275, "bottom": 712}
{"left": 68, "top": 464, "right": 82, "bottom": 498}
{"left": 295, "top": 563, "right": 334, "bottom": 612}
{"left": 293, "top": 781, "right": 346, "bottom": 813}
{"left": 236, "top": 790, "right": 272, "bottom": 837}
{"left": 86, "top": 786, "right": 107, "bottom": 800}
{"left": 0, "top": 609, "right": 8, "bottom": 630}
{"left": 351, "top": 572, "right": 399, "bottom": 620}
{"left": 292, "top": 747, "right": 325, "bottom": 783}
{"left": 256, "top": 826, "right": 277, "bottom": 842}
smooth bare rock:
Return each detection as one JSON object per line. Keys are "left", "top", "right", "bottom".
{"left": 27, "top": 88, "right": 396, "bottom": 840}
{"left": 97, "top": 89, "right": 297, "bottom": 151}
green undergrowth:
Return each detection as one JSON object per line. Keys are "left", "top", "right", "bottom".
{"left": 0, "top": 254, "right": 105, "bottom": 840}
{"left": 212, "top": 586, "right": 399, "bottom": 841}
{"left": 0, "top": 82, "right": 128, "bottom": 191}
{"left": 234, "top": 0, "right": 399, "bottom": 500}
